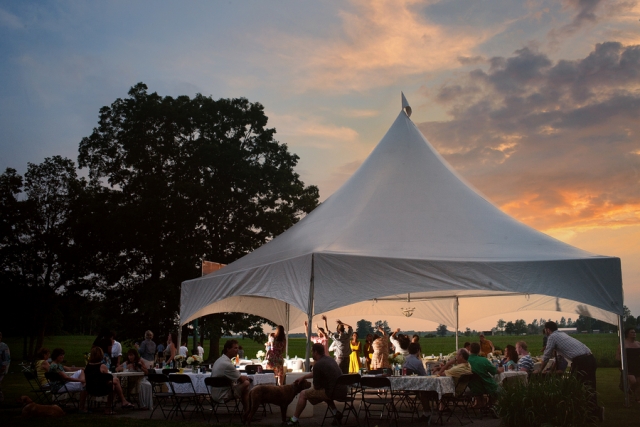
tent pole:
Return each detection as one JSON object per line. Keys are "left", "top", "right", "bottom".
{"left": 455, "top": 297, "right": 459, "bottom": 351}
{"left": 619, "top": 314, "right": 630, "bottom": 407}
{"left": 304, "top": 254, "right": 315, "bottom": 372}
{"left": 285, "top": 303, "right": 290, "bottom": 358}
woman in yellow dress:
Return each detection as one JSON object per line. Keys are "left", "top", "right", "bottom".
{"left": 349, "top": 332, "right": 362, "bottom": 373}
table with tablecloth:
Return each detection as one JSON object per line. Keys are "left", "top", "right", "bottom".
{"left": 113, "top": 371, "right": 152, "bottom": 409}
{"left": 365, "top": 375, "right": 455, "bottom": 400}
{"left": 168, "top": 372, "right": 276, "bottom": 394}
{"left": 494, "top": 370, "right": 528, "bottom": 385}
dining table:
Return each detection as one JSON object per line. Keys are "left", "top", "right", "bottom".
{"left": 494, "top": 370, "right": 528, "bottom": 384}
{"left": 365, "top": 374, "right": 455, "bottom": 400}
{"left": 113, "top": 371, "right": 152, "bottom": 409}
{"left": 168, "top": 372, "right": 276, "bottom": 394}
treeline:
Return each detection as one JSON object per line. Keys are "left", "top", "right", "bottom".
{"left": 0, "top": 83, "right": 319, "bottom": 359}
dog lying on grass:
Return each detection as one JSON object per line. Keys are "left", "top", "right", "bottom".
{"left": 20, "top": 396, "right": 66, "bottom": 418}
{"left": 243, "top": 379, "right": 311, "bottom": 425}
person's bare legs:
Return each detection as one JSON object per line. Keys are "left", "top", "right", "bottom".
{"left": 294, "top": 389, "right": 308, "bottom": 418}
{"left": 112, "top": 377, "right": 131, "bottom": 406}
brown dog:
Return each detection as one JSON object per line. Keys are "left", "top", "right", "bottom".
{"left": 243, "top": 379, "right": 311, "bottom": 425}
{"left": 20, "top": 396, "right": 66, "bottom": 418}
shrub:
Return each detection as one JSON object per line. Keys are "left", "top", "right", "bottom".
{"left": 496, "top": 374, "right": 597, "bottom": 427}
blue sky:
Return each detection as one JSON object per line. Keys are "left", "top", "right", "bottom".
{"left": 1, "top": 0, "right": 639, "bottom": 328}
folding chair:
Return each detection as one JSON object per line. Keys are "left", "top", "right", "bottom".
{"left": 322, "top": 373, "right": 361, "bottom": 426}
{"left": 436, "top": 373, "right": 474, "bottom": 425}
{"left": 204, "top": 376, "right": 242, "bottom": 423}
{"left": 147, "top": 373, "right": 174, "bottom": 419}
{"left": 359, "top": 376, "right": 397, "bottom": 427}
{"left": 44, "top": 371, "right": 80, "bottom": 408}
{"left": 23, "top": 370, "right": 50, "bottom": 404}
{"left": 85, "top": 372, "right": 115, "bottom": 411}
{"left": 393, "top": 370, "right": 423, "bottom": 422}
{"left": 167, "top": 373, "right": 205, "bottom": 420}
{"left": 162, "top": 368, "right": 179, "bottom": 375}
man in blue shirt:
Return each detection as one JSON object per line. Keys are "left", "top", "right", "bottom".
{"left": 402, "top": 343, "right": 433, "bottom": 421}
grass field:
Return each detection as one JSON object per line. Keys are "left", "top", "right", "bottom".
{"left": 0, "top": 334, "right": 637, "bottom": 426}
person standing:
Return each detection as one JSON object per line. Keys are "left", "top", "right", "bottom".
{"left": 164, "top": 333, "right": 177, "bottom": 366}
{"left": 0, "top": 332, "right": 9, "bottom": 403}
{"left": 364, "top": 334, "right": 374, "bottom": 369}
{"left": 616, "top": 327, "right": 640, "bottom": 399}
{"left": 348, "top": 332, "right": 362, "bottom": 373}
{"left": 478, "top": 334, "right": 494, "bottom": 356}
{"left": 304, "top": 320, "right": 329, "bottom": 357}
{"left": 370, "top": 326, "right": 391, "bottom": 370}
{"left": 323, "top": 315, "right": 352, "bottom": 374}
{"left": 179, "top": 341, "right": 189, "bottom": 357}
{"left": 197, "top": 342, "right": 205, "bottom": 358}
{"left": 539, "top": 321, "right": 602, "bottom": 420}
{"left": 267, "top": 325, "right": 286, "bottom": 385}
{"left": 138, "top": 330, "right": 157, "bottom": 368}
{"left": 111, "top": 333, "right": 122, "bottom": 368}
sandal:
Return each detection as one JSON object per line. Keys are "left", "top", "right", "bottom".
{"left": 122, "top": 403, "right": 135, "bottom": 409}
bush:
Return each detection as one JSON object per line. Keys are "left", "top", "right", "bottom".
{"left": 496, "top": 374, "right": 597, "bottom": 427}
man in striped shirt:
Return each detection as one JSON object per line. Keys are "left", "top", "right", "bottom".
{"left": 515, "top": 341, "right": 534, "bottom": 373}
{"left": 539, "top": 321, "right": 602, "bottom": 420}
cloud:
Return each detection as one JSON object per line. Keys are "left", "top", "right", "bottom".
{"left": 0, "top": 7, "right": 23, "bottom": 29}
{"left": 267, "top": 112, "right": 359, "bottom": 149}
{"left": 417, "top": 42, "right": 640, "bottom": 231}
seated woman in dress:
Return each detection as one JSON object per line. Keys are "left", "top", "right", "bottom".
{"left": 117, "top": 348, "right": 150, "bottom": 407}
{"left": 501, "top": 345, "right": 519, "bottom": 370}
{"left": 32, "top": 348, "right": 51, "bottom": 387}
{"left": 48, "top": 348, "right": 85, "bottom": 393}
{"left": 85, "top": 346, "right": 134, "bottom": 413}
{"left": 616, "top": 327, "right": 640, "bottom": 400}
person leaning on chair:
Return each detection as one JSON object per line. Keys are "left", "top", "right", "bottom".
{"left": 538, "top": 321, "right": 603, "bottom": 420}
{"left": 210, "top": 339, "right": 251, "bottom": 406}
{"left": 286, "top": 343, "right": 346, "bottom": 426}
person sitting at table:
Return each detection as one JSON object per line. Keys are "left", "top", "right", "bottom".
{"left": 348, "top": 332, "right": 362, "bottom": 373}
{"left": 304, "top": 320, "right": 329, "bottom": 356}
{"left": 32, "top": 348, "right": 51, "bottom": 387}
{"left": 479, "top": 334, "right": 495, "bottom": 356}
{"left": 515, "top": 341, "right": 534, "bottom": 374}
{"left": 85, "top": 346, "right": 134, "bottom": 412}
{"left": 370, "top": 326, "right": 391, "bottom": 370}
{"left": 389, "top": 328, "right": 411, "bottom": 357}
{"left": 138, "top": 330, "right": 156, "bottom": 368}
{"left": 210, "top": 339, "right": 251, "bottom": 407}
{"left": 467, "top": 343, "right": 498, "bottom": 409}
{"left": 287, "top": 343, "right": 346, "bottom": 427}
{"left": 436, "top": 348, "right": 472, "bottom": 378}
{"left": 364, "top": 334, "right": 374, "bottom": 369}
{"left": 616, "top": 327, "right": 640, "bottom": 400}
{"left": 501, "top": 345, "right": 519, "bottom": 370}
{"left": 48, "top": 348, "right": 85, "bottom": 394}
{"left": 117, "top": 348, "right": 150, "bottom": 407}
{"left": 402, "top": 343, "right": 434, "bottom": 422}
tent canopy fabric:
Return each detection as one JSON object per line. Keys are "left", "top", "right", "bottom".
{"left": 180, "top": 99, "right": 623, "bottom": 329}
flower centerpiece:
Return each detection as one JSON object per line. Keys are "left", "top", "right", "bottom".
{"left": 174, "top": 354, "right": 185, "bottom": 371}
{"left": 187, "top": 355, "right": 203, "bottom": 373}
{"left": 388, "top": 353, "right": 405, "bottom": 366}
{"left": 256, "top": 350, "right": 265, "bottom": 361}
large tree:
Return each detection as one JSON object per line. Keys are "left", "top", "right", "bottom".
{"left": 77, "top": 83, "right": 319, "bottom": 343}
{"left": 0, "top": 157, "right": 92, "bottom": 353}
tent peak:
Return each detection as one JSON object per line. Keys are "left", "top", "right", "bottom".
{"left": 401, "top": 92, "right": 412, "bottom": 117}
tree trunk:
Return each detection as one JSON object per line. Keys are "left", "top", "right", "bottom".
{"left": 208, "top": 335, "right": 220, "bottom": 363}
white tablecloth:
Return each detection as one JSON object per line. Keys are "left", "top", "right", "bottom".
{"left": 113, "top": 372, "right": 152, "bottom": 409}
{"left": 494, "top": 370, "right": 528, "bottom": 384}
{"left": 169, "top": 372, "right": 276, "bottom": 394}
{"left": 366, "top": 375, "right": 455, "bottom": 399}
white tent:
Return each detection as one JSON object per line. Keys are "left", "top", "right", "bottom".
{"left": 180, "top": 95, "right": 623, "bottom": 333}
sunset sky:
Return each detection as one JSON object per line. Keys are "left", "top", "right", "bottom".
{"left": 1, "top": 1, "right": 639, "bottom": 330}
